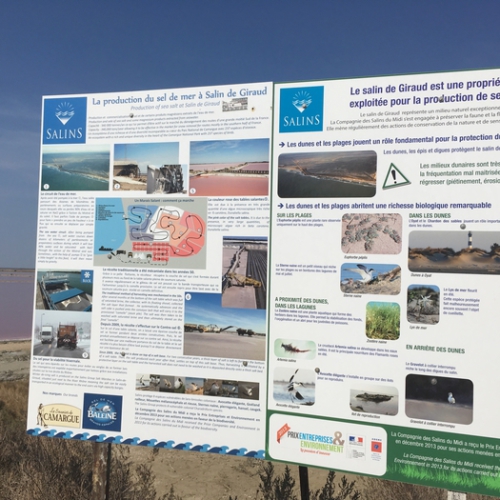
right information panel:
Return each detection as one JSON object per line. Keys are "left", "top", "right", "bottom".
{"left": 267, "top": 69, "right": 500, "bottom": 495}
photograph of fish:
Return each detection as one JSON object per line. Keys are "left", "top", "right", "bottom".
{"left": 405, "top": 374, "right": 473, "bottom": 425}
{"left": 340, "top": 263, "right": 401, "bottom": 295}
{"left": 342, "top": 213, "right": 402, "bottom": 254}
{"left": 409, "top": 230, "right": 500, "bottom": 274}
{"left": 274, "top": 339, "right": 316, "bottom": 360}
{"left": 407, "top": 285, "right": 440, "bottom": 325}
{"left": 365, "top": 302, "right": 400, "bottom": 340}
{"left": 273, "top": 368, "right": 315, "bottom": 406}
{"left": 41, "top": 144, "right": 110, "bottom": 191}
{"left": 349, "top": 385, "right": 398, "bottom": 415}
{"left": 277, "top": 151, "right": 376, "bottom": 198}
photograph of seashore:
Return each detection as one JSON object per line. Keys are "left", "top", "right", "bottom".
{"left": 277, "top": 150, "right": 376, "bottom": 198}
{"left": 41, "top": 144, "right": 110, "bottom": 191}
{"left": 409, "top": 230, "right": 500, "bottom": 274}
{"left": 189, "top": 138, "right": 269, "bottom": 196}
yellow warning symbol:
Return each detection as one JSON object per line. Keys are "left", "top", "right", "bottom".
{"left": 383, "top": 163, "right": 411, "bottom": 189}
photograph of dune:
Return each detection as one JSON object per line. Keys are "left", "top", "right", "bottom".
{"left": 409, "top": 230, "right": 500, "bottom": 274}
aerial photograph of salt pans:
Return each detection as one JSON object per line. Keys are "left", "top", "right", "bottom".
{"left": 41, "top": 144, "right": 109, "bottom": 191}
{"left": 189, "top": 138, "right": 269, "bottom": 196}
{"left": 277, "top": 150, "right": 376, "bottom": 198}
{"left": 409, "top": 230, "right": 500, "bottom": 274}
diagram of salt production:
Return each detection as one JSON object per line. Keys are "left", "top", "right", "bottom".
{"left": 94, "top": 198, "right": 207, "bottom": 268}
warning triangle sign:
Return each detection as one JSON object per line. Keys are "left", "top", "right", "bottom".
{"left": 383, "top": 163, "right": 411, "bottom": 189}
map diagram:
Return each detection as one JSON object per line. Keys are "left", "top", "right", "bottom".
{"left": 94, "top": 199, "right": 207, "bottom": 269}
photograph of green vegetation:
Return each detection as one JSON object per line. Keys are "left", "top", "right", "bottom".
{"left": 388, "top": 462, "right": 500, "bottom": 498}
{"left": 365, "top": 302, "right": 400, "bottom": 340}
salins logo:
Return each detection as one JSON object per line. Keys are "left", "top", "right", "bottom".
{"left": 43, "top": 96, "right": 87, "bottom": 144}
{"left": 279, "top": 86, "right": 324, "bottom": 133}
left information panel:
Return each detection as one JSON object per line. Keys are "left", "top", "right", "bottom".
{"left": 29, "top": 83, "right": 272, "bottom": 456}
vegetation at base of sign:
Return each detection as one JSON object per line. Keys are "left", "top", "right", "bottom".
{"left": 255, "top": 461, "right": 361, "bottom": 500}
{"left": 0, "top": 380, "right": 496, "bottom": 500}
{"left": 0, "top": 380, "right": 170, "bottom": 500}
{"left": 392, "top": 463, "right": 500, "bottom": 498}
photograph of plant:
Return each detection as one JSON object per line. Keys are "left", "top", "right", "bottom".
{"left": 365, "top": 302, "right": 400, "bottom": 340}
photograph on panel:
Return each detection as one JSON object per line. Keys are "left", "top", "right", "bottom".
{"left": 94, "top": 197, "right": 207, "bottom": 269}
{"left": 220, "top": 380, "right": 239, "bottom": 398}
{"left": 183, "top": 292, "right": 266, "bottom": 361}
{"left": 189, "top": 138, "right": 269, "bottom": 196}
{"left": 182, "top": 377, "right": 204, "bottom": 395}
{"left": 222, "top": 237, "right": 267, "bottom": 309}
{"left": 203, "top": 378, "right": 224, "bottom": 396}
{"left": 365, "top": 301, "right": 400, "bottom": 341}
{"left": 407, "top": 284, "right": 440, "bottom": 325}
{"left": 238, "top": 381, "right": 259, "bottom": 400}
{"left": 405, "top": 374, "right": 473, "bottom": 425}
{"left": 113, "top": 142, "right": 181, "bottom": 193}
{"left": 409, "top": 230, "right": 500, "bottom": 274}
{"left": 136, "top": 373, "right": 162, "bottom": 391}
{"left": 41, "top": 144, "right": 110, "bottom": 191}
{"left": 36, "top": 269, "right": 93, "bottom": 312}
{"left": 341, "top": 213, "right": 402, "bottom": 254}
{"left": 340, "top": 263, "right": 401, "bottom": 295}
{"left": 272, "top": 367, "right": 315, "bottom": 406}
{"left": 273, "top": 338, "right": 316, "bottom": 360}
{"left": 277, "top": 150, "right": 376, "bottom": 198}
{"left": 349, "top": 384, "right": 399, "bottom": 415}
{"left": 33, "top": 310, "right": 91, "bottom": 359}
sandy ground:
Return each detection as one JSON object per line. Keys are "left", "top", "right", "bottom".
{"left": 0, "top": 340, "right": 31, "bottom": 381}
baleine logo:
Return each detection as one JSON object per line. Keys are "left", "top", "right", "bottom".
{"left": 36, "top": 403, "right": 81, "bottom": 429}
{"left": 43, "top": 97, "right": 87, "bottom": 145}
{"left": 82, "top": 393, "right": 123, "bottom": 432}
{"left": 279, "top": 86, "right": 324, "bottom": 133}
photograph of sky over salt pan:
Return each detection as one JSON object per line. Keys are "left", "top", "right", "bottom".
{"left": 189, "top": 139, "right": 269, "bottom": 196}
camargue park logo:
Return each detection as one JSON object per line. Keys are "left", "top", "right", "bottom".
{"left": 43, "top": 96, "right": 87, "bottom": 144}
{"left": 279, "top": 86, "right": 324, "bottom": 133}
{"left": 82, "top": 393, "right": 123, "bottom": 432}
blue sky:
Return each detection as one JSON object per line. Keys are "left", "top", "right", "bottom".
{"left": 1, "top": 0, "right": 500, "bottom": 267}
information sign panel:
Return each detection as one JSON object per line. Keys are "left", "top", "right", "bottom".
{"left": 268, "top": 69, "right": 500, "bottom": 496}
{"left": 29, "top": 82, "right": 272, "bottom": 456}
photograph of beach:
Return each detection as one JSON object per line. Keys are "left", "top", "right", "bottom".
{"left": 277, "top": 150, "right": 376, "bottom": 198}
{"left": 41, "top": 144, "right": 110, "bottom": 191}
